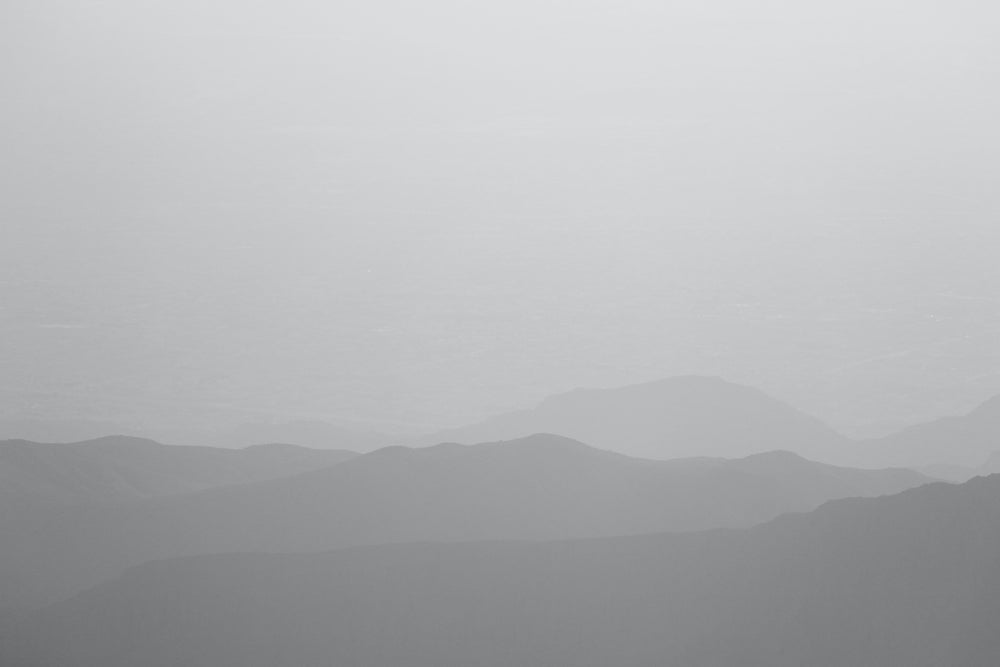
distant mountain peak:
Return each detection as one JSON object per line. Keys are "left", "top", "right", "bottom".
{"left": 416, "top": 376, "right": 844, "bottom": 460}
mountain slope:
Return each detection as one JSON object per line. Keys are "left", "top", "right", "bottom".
{"left": 10, "top": 475, "right": 1000, "bottom": 667}
{"left": 414, "top": 376, "right": 848, "bottom": 459}
{"left": 0, "top": 434, "right": 929, "bottom": 609}
{"left": 858, "top": 393, "right": 1000, "bottom": 468}
{"left": 0, "top": 436, "right": 357, "bottom": 503}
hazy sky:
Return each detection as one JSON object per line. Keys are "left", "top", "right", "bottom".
{"left": 3, "top": 0, "right": 999, "bottom": 435}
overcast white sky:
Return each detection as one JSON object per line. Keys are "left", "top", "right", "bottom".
{"left": 2, "top": 0, "right": 999, "bottom": 436}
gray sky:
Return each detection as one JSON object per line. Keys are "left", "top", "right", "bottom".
{"left": 2, "top": 0, "right": 999, "bottom": 435}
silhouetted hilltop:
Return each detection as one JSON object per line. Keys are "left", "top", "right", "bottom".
{"left": 0, "top": 436, "right": 357, "bottom": 503}
{"left": 11, "top": 475, "right": 999, "bottom": 667}
{"left": 0, "top": 434, "right": 929, "bottom": 609}
{"left": 414, "top": 376, "right": 847, "bottom": 460}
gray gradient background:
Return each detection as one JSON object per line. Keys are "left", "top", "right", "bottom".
{"left": 3, "top": 0, "right": 1000, "bottom": 437}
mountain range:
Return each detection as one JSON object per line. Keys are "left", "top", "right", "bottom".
{"left": 412, "top": 376, "right": 849, "bottom": 460}
{"left": 0, "top": 436, "right": 357, "bottom": 503}
{"left": 2, "top": 376, "right": 997, "bottom": 665}
{"left": 8, "top": 473, "right": 1000, "bottom": 667}
{"left": 414, "top": 376, "right": 1000, "bottom": 470}
{"left": 0, "top": 433, "right": 928, "bottom": 610}
{"left": 7, "top": 376, "right": 1000, "bottom": 469}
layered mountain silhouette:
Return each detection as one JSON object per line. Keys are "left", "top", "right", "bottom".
{"left": 414, "top": 376, "right": 849, "bottom": 460}
{"left": 10, "top": 377, "right": 1000, "bottom": 470}
{"left": 10, "top": 474, "right": 999, "bottom": 667}
{"left": 413, "top": 376, "right": 1000, "bottom": 470}
{"left": 0, "top": 434, "right": 928, "bottom": 610}
{"left": 0, "top": 436, "right": 357, "bottom": 503}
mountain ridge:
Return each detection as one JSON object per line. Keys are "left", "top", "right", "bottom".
{"left": 0, "top": 433, "right": 931, "bottom": 610}
{"left": 0, "top": 436, "right": 357, "bottom": 503}
{"left": 411, "top": 375, "right": 848, "bottom": 461}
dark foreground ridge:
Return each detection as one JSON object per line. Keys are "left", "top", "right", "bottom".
{"left": 7, "top": 475, "right": 1000, "bottom": 667}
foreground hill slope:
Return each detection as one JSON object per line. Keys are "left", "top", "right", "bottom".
{"left": 414, "top": 376, "right": 848, "bottom": 460}
{"left": 11, "top": 475, "right": 1000, "bottom": 667}
{"left": 0, "top": 434, "right": 928, "bottom": 609}
{"left": 0, "top": 436, "right": 357, "bottom": 503}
